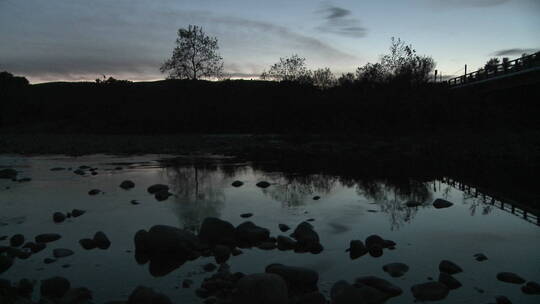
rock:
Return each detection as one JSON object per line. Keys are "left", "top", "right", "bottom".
{"left": 355, "top": 276, "right": 402, "bottom": 297}
{"left": 79, "top": 238, "right": 97, "bottom": 250}
{"left": 365, "top": 235, "right": 385, "bottom": 248}
{"left": 199, "top": 218, "right": 236, "bottom": 246}
{"left": 256, "top": 181, "right": 271, "bottom": 188}
{"left": 313, "top": 196, "right": 321, "bottom": 200}
{"left": 232, "top": 248, "right": 243, "bottom": 256}
{"left": 382, "top": 239, "right": 396, "bottom": 248}
{"left": 474, "top": 253, "right": 488, "bottom": 261}
{"left": 134, "top": 225, "right": 200, "bottom": 257}
{"left": 71, "top": 209, "right": 86, "bottom": 217}
{"left": 382, "top": 262, "right": 409, "bottom": 278}
{"left": 213, "top": 245, "right": 231, "bottom": 263}
{"left": 433, "top": 198, "right": 453, "bottom": 209}
{"left": 203, "top": 263, "right": 217, "bottom": 272}
{"left": 93, "top": 231, "right": 111, "bottom": 249}
{"left": 368, "top": 244, "right": 383, "bottom": 257}
{"left": 23, "top": 242, "right": 46, "bottom": 253}
{"left": 298, "top": 291, "right": 326, "bottom": 304}
{"left": 522, "top": 281, "right": 540, "bottom": 294}
{"left": 120, "top": 180, "right": 135, "bottom": 190}
{"left": 41, "top": 276, "right": 70, "bottom": 298}
{"left": 59, "top": 287, "right": 93, "bottom": 304}
{"left": 50, "top": 167, "right": 65, "bottom": 171}
{"left": 405, "top": 200, "right": 422, "bottom": 207}
{"left": 278, "top": 224, "right": 290, "bottom": 232}
{"left": 235, "top": 221, "right": 270, "bottom": 245}
{"left": 496, "top": 272, "right": 525, "bottom": 284}
{"left": 277, "top": 236, "right": 296, "bottom": 250}
{"left": 330, "top": 280, "right": 351, "bottom": 300}
{"left": 290, "top": 222, "right": 320, "bottom": 251}
{"left": 231, "top": 181, "right": 244, "bottom": 187}
{"left": 347, "top": 240, "right": 367, "bottom": 259}
{"left": 53, "top": 248, "right": 74, "bottom": 258}
{"left": 258, "top": 242, "right": 277, "bottom": 250}
{"left": 154, "top": 190, "right": 172, "bottom": 201}
{"left": 0, "top": 169, "right": 17, "bottom": 179}
{"left": 35, "top": 234, "right": 61, "bottom": 243}
{"left": 53, "top": 212, "right": 66, "bottom": 223}
{"left": 131, "top": 200, "right": 140, "bottom": 205}
{"left": 44, "top": 258, "right": 56, "bottom": 264}
{"left": 411, "top": 282, "right": 449, "bottom": 301}
{"left": 73, "top": 169, "right": 85, "bottom": 175}
{"left": 0, "top": 254, "right": 14, "bottom": 273}
{"left": 10, "top": 234, "right": 25, "bottom": 247}
{"left": 127, "top": 286, "right": 172, "bottom": 304}
{"left": 240, "top": 213, "right": 253, "bottom": 218}
{"left": 439, "top": 260, "right": 462, "bottom": 274}
{"left": 147, "top": 184, "right": 169, "bottom": 194}
{"left": 88, "top": 189, "right": 101, "bottom": 195}
{"left": 79, "top": 165, "right": 91, "bottom": 170}
{"left": 17, "top": 278, "right": 34, "bottom": 298}
{"left": 265, "top": 263, "right": 318, "bottom": 295}
{"left": 438, "top": 272, "right": 462, "bottom": 289}
{"left": 495, "top": 295, "right": 512, "bottom": 304}
{"left": 233, "top": 273, "right": 288, "bottom": 304}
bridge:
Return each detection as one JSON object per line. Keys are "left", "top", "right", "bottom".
{"left": 439, "top": 177, "right": 539, "bottom": 226}
{"left": 446, "top": 51, "right": 540, "bottom": 89}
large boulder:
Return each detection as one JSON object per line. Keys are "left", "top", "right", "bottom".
{"left": 127, "top": 286, "right": 172, "bottom": 304}
{"left": 411, "top": 282, "right": 449, "bottom": 301}
{"left": 290, "top": 222, "right": 321, "bottom": 252}
{"left": 235, "top": 221, "right": 270, "bottom": 246}
{"left": 233, "top": 273, "right": 288, "bottom": 304}
{"left": 199, "top": 218, "right": 236, "bottom": 245}
{"left": 134, "top": 225, "right": 200, "bottom": 257}
{"left": 265, "top": 264, "right": 318, "bottom": 295}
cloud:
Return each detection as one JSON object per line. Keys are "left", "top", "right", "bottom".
{"left": 429, "top": 0, "right": 510, "bottom": 8}
{"left": 491, "top": 48, "right": 538, "bottom": 56}
{"left": 316, "top": 5, "right": 367, "bottom": 38}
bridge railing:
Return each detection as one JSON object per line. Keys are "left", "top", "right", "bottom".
{"left": 447, "top": 51, "right": 540, "bottom": 87}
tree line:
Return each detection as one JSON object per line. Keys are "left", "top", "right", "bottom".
{"left": 160, "top": 25, "right": 436, "bottom": 89}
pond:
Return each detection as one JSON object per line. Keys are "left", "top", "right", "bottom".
{"left": 1, "top": 154, "right": 539, "bottom": 303}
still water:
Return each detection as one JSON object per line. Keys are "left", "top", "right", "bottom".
{"left": 1, "top": 155, "right": 539, "bottom": 303}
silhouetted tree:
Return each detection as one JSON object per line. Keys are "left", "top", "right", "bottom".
{"left": 311, "top": 67, "right": 336, "bottom": 89}
{"left": 484, "top": 58, "right": 500, "bottom": 73}
{"left": 356, "top": 63, "right": 386, "bottom": 83}
{"left": 0, "top": 71, "right": 29, "bottom": 127}
{"left": 160, "top": 25, "right": 224, "bottom": 80}
{"left": 260, "top": 54, "right": 312, "bottom": 83}
{"left": 380, "top": 37, "right": 435, "bottom": 84}
{"left": 337, "top": 72, "right": 356, "bottom": 87}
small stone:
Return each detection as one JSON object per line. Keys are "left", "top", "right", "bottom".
{"left": 474, "top": 253, "right": 488, "bottom": 261}
{"left": 521, "top": 281, "right": 540, "bottom": 294}
{"left": 313, "top": 196, "right": 321, "bottom": 200}
{"left": 439, "top": 260, "right": 462, "bottom": 274}
{"left": 278, "top": 224, "right": 290, "bottom": 232}
{"left": 495, "top": 295, "right": 512, "bottom": 304}
{"left": 53, "top": 212, "right": 66, "bottom": 223}
{"left": 131, "top": 200, "right": 140, "bottom": 205}
{"left": 231, "top": 180, "right": 244, "bottom": 187}
{"left": 433, "top": 198, "right": 453, "bottom": 209}
{"left": 53, "top": 248, "right": 74, "bottom": 258}
{"left": 240, "top": 213, "right": 253, "bottom": 218}
{"left": 40, "top": 276, "right": 70, "bottom": 298}
{"left": 256, "top": 181, "right": 271, "bottom": 188}
{"left": 88, "top": 189, "right": 101, "bottom": 195}
{"left": 35, "top": 234, "right": 61, "bottom": 243}
{"left": 497, "top": 272, "right": 526, "bottom": 284}
{"left": 79, "top": 239, "right": 97, "bottom": 250}
{"left": 120, "top": 180, "right": 135, "bottom": 190}
{"left": 347, "top": 240, "right": 367, "bottom": 259}
{"left": 10, "top": 234, "right": 25, "bottom": 247}
{"left": 147, "top": 184, "right": 169, "bottom": 194}
{"left": 23, "top": 242, "right": 46, "bottom": 253}
{"left": 71, "top": 209, "right": 86, "bottom": 217}
{"left": 44, "top": 258, "right": 56, "bottom": 264}
{"left": 155, "top": 190, "right": 172, "bottom": 201}
{"left": 93, "top": 231, "right": 111, "bottom": 249}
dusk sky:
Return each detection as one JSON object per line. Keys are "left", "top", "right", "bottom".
{"left": 1, "top": 0, "right": 538, "bottom": 83}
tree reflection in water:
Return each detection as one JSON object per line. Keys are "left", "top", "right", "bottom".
{"left": 259, "top": 173, "right": 338, "bottom": 206}
{"left": 354, "top": 178, "right": 433, "bottom": 230}
{"left": 165, "top": 160, "right": 248, "bottom": 233}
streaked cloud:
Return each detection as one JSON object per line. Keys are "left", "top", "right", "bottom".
{"left": 316, "top": 5, "right": 367, "bottom": 38}
{"left": 491, "top": 48, "right": 538, "bottom": 56}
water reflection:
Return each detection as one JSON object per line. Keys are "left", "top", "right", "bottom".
{"left": 165, "top": 161, "right": 235, "bottom": 233}
{"left": 261, "top": 173, "right": 337, "bottom": 206}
